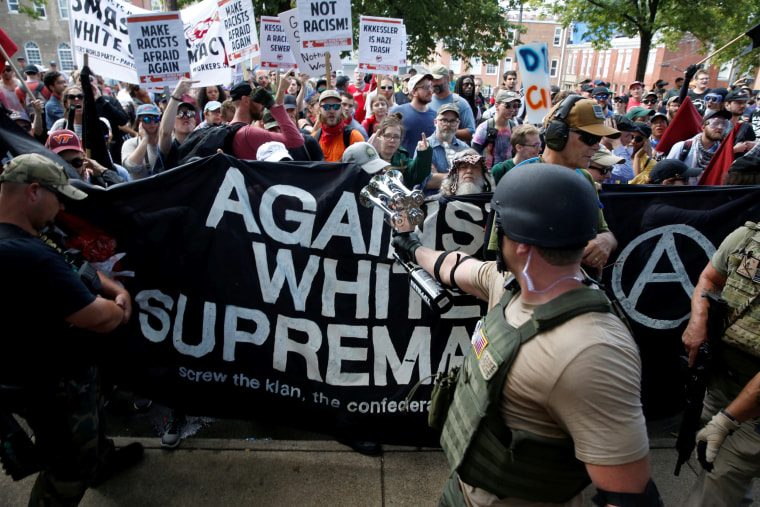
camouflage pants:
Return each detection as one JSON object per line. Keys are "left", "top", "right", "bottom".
{"left": 21, "top": 366, "right": 113, "bottom": 507}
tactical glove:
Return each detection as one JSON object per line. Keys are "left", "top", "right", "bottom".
{"left": 392, "top": 231, "right": 422, "bottom": 264}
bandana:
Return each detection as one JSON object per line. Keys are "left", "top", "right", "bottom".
{"left": 321, "top": 120, "right": 346, "bottom": 144}
{"left": 450, "top": 154, "right": 485, "bottom": 194}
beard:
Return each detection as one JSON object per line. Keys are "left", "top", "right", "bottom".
{"left": 456, "top": 176, "right": 485, "bottom": 195}
{"left": 705, "top": 128, "right": 725, "bottom": 142}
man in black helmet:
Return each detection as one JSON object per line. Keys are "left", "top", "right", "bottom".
{"left": 392, "top": 163, "right": 660, "bottom": 507}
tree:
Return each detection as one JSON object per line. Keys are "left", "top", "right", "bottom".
{"left": 534, "top": 0, "right": 759, "bottom": 81}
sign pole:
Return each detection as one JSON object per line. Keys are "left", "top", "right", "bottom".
{"left": 325, "top": 52, "right": 332, "bottom": 90}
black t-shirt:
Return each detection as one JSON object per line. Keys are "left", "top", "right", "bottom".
{"left": 0, "top": 223, "right": 96, "bottom": 384}
{"left": 688, "top": 89, "right": 710, "bottom": 115}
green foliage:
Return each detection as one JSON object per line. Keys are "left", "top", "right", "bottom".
{"left": 534, "top": 0, "right": 759, "bottom": 78}
{"left": 17, "top": 0, "right": 48, "bottom": 20}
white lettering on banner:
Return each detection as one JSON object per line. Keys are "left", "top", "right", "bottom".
{"left": 251, "top": 242, "right": 320, "bottom": 311}
{"left": 611, "top": 224, "right": 715, "bottom": 329}
{"left": 134, "top": 290, "right": 472, "bottom": 387}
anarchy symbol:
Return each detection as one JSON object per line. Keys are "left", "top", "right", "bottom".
{"left": 611, "top": 224, "right": 715, "bottom": 329}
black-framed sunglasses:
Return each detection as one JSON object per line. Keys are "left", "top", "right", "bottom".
{"left": 634, "top": 136, "right": 645, "bottom": 142}
{"left": 380, "top": 85, "right": 393, "bottom": 90}
{"left": 38, "top": 183, "right": 64, "bottom": 200}
{"left": 641, "top": 99, "right": 657, "bottom": 105}
{"left": 176, "top": 110, "right": 194, "bottom": 118}
{"left": 588, "top": 164, "right": 611, "bottom": 175}
{"left": 571, "top": 129, "right": 602, "bottom": 146}
{"left": 321, "top": 103, "right": 341, "bottom": 111}
{"left": 68, "top": 157, "right": 85, "bottom": 168}
{"left": 66, "top": 94, "right": 84, "bottom": 101}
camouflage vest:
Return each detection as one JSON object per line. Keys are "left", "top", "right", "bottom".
{"left": 721, "top": 221, "right": 760, "bottom": 358}
{"left": 440, "top": 280, "right": 614, "bottom": 502}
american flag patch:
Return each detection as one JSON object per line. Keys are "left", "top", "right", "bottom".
{"left": 473, "top": 329, "right": 488, "bottom": 358}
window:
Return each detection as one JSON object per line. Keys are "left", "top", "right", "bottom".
{"left": 58, "top": 43, "right": 73, "bottom": 71}
{"left": 470, "top": 57, "right": 482, "bottom": 75}
{"left": 8, "top": 0, "right": 19, "bottom": 13}
{"left": 486, "top": 63, "right": 497, "bottom": 75}
{"left": 34, "top": 3, "right": 46, "bottom": 17}
{"left": 24, "top": 42, "right": 42, "bottom": 67}
{"left": 580, "top": 52, "right": 587, "bottom": 77}
{"left": 602, "top": 50, "right": 610, "bottom": 78}
{"left": 623, "top": 49, "right": 632, "bottom": 73}
{"left": 57, "top": 0, "right": 68, "bottom": 18}
{"left": 553, "top": 27, "right": 562, "bottom": 47}
{"left": 596, "top": 53, "right": 603, "bottom": 77}
{"left": 504, "top": 57, "right": 512, "bottom": 71}
{"left": 450, "top": 57, "right": 461, "bottom": 74}
{"left": 615, "top": 50, "right": 623, "bottom": 73}
{"left": 645, "top": 48, "right": 656, "bottom": 75}
{"left": 550, "top": 59, "right": 558, "bottom": 77}
{"left": 570, "top": 51, "right": 578, "bottom": 73}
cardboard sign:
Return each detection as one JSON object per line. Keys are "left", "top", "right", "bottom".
{"left": 127, "top": 12, "right": 191, "bottom": 87}
{"left": 260, "top": 16, "right": 297, "bottom": 70}
{"left": 399, "top": 24, "right": 407, "bottom": 68}
{"left": 357, "top": 16, "right": 403, "bottom": 73}
{"left": 217, "top": 0, "right": 259, "bottom": 66}
{"left": 278, "top": 8, "right": 343, "bottom": 78}
{"left": 296, "top": 0, "right": 352, "bottom": 52}
{"left": 516, "top": 42, "right": 552, "bottom": 124}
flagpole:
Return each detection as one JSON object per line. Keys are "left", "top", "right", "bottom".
{"left": 0, "top": 43, "right": 34, "bottom": 98}
{"left": 696, "top": 33, "right": 748, "bottom": 65}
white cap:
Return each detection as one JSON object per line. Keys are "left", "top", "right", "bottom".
{"left": 340, "top": 142, "right": 389, "bottom": 174}
{"left": 257, "top": 141, "right": 293, "bottom": 162}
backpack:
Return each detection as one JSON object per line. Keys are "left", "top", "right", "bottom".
{"left": 484, "top": 118, "right": 514, "bottom": 150}
{"left": 313, "top": 125, "right": 355, "bottom": 148}
{"left": 678, "top": 140, "right": 693, "bottom": 163}
{"left": 175, "top": 123, "right": 246, "bottom": 165}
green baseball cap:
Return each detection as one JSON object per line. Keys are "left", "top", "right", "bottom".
{"left": 1, "top": 153, "right": 87, "bottom": 200}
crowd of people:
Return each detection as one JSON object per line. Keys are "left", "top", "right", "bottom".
{"left": 3, "top": 54, "right": 760, "bottom": 507}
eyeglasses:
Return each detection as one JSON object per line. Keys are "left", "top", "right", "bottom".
{"left": 415, "top": 85, "right": 433, "bottom": 90}
{"left": 66, "top": 94, "right": 84, "bottom": 101}
{"left": 594, "top": 94, "right": 609, "bottom": 100}
{"left": 704, "top": 94, "right": 723, "bottom": 103}
{"left": 641, "top": 99, "right": 657, "bottom": 105}
{"left": 437, "top": 118, "right": 459, "bottom": 125}
{"left": 519, "top": 142, "right": 541, "bottom": 149}
{"left": 588, "top": 164, "right": 611, "bottom": 175}
{"left": 505, "top": 102, "right": 521, "bottom": 109}
{"left": 571, "top": 129, "right": 602, "bottom": 146}
{"left": 176, "top": 110, "right": 194, "bottom": 118}
{"left": 141, "top": 115, "right": 162, "bottom": 124}
{"left": 706, "top": 118, "right": 729, "bottom": 128}
{"left": 380, "top": 134, "right": 401, "bottom": 142}
{"left": 68, "top": 157, "right": 85, "bottom": 168}
{"left": 321, "top": 103, "right": 341, "bottom": 111}
{"left": 380, "top": 86, "right": 393, "bottom": 90}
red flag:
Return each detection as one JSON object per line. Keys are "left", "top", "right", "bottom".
{"left": 697, "top": 122, "right": 740, "bottom": 185}
{"left": 657, "top": 96, "right": 703, "bottom": 156}
{"left": 0, "top": 27, "right": 19, "bottom": 61}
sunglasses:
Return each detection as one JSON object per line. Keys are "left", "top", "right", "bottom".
{"left": 572, "top": 129, "right": 602, "bottom": 146}
{"left": 380, "top": 85, "right": 393, "bottom": 90}
{"left": 704, "top": 95, "right": 723, "bottom": 103}
{"left": 500, "top": 102, "right": 520, "bottom": 109}
{"left": 633, "top": 136, "right": 644, "bottom": 142}
{"left": 316, "top": 88, "right": 325, "bottom": 93}
{"left": 141, "top": 115, "right": 162, "bottom": 124}
{"left": 321, "top": 103, "right": 341, "bottom": 111}
{"left": 641, "top": 99, "right": 657, "bottom": 105}
{"left": 176, "top": 110, "right": 194, "bottom": 118}
{"left": 66, "top": 94, "right": 84, "bottom": 101}
{"left": 68, "top": 157, "right": 85, "bottom": 168}
{"left": 594, "top": 94, "right": 609, "bottom": 100}
{"left": 589, "top": 164, "right": 611, "bottom": 175}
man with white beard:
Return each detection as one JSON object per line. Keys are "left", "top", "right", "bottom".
{"left": 438, "top": 150, "right": 493, "bottom": 196}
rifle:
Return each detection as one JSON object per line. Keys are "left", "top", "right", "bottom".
{"left": 674, "top": 292, "right": 727, "bottom": 475}
{"left": 0, "top": 387, "right": 41, "bottom": 481}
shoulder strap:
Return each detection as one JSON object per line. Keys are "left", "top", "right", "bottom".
{"left": 315, "top": 128, "right": 322, "bottom": 142}
{"left": 342, "top": 126, "right": 354, "bottom": 148}
{"left": 679, "top": 140, "right": 693, "bottom": 162}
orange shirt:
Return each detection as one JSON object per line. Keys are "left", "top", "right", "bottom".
{"left": 313, "top": 128, "right": 364, "bottom": 162}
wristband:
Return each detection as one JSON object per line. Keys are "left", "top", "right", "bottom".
{"left": 721, "top": 409, "right": 741, "bottom": 426}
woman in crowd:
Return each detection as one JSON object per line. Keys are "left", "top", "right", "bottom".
{"left": 361, "top": 95, "right": 389, "bottom": 138}
{"left": 364, "top": 76, "right": 396, "bottom": 118}
{"left": 197, "top": 85, "right": 227, "bottom": 115}
{"left": 629, "top": 125, "right": 658, "bottom": 184}
{"left": 649, "top": 112, "right": 668, "bottom": 152}
{"left": 49, "top": 85, "right": 111, "bottom": 140}
{"left": 298, "top": 94, "right": 321, "bottom": 131}
{"left": 369, "top": 112, "right": 432, "bottom": 188}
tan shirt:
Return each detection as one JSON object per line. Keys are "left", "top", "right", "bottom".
{"left": 461, "top": 262, "right": 649, "bottom": 507}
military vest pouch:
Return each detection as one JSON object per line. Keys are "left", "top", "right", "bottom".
{"left": 428, "top": 366, "right": 460, "bottom": 431}
{"left": 721, "top": 223, "right": 760, "bottom": 358}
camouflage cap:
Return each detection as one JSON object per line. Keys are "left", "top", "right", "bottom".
{"left": 0, "top": 153, "right": 87, "bottom": 200}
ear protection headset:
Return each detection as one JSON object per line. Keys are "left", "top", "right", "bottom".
{"left": 544, "top": 95, "right": 585, "bottom": 152}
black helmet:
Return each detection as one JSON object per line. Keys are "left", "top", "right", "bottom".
{"left": 491, "top": 163, "right": 598, "bottom": 248}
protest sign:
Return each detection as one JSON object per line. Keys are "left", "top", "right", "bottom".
{"left": 358, "top": 16, "right": 403, "bottom": 73}
{"left": 127, "top": 12, "right": 191, "bottom": 87}
{"left": 297, "top": 0, "right": 352, "bottom": 51}
{"left": 399, "top": 24, "right": 407, "bottom": 68}
{"left": 217, "top": 0, "right": 259, "bottom": 66}
{"left": 180, "top": 0, "right": 234, "bottom": 87}
{"left": 279, "top": 8, "right": 343, "bottom": 78}
{"left": 260, "top": 16, "right": 297, "bottom": 70}
{"left": 68, "top": 0, "right": 149, "bottom": 82}
{"left": 516, "top": 42, "right": 552, "bottom": 124}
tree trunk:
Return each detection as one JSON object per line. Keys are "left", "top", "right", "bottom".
{"left": 635, "top": 30, "right": 652, "bottom": 82}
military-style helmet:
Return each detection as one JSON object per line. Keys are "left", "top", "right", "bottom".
{"left": 491, "top": 163, "right": 598, "bottom": 248}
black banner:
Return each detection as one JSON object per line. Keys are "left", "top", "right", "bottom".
{"left": 66, "top": 156, "right": 760, "bottom": 442}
